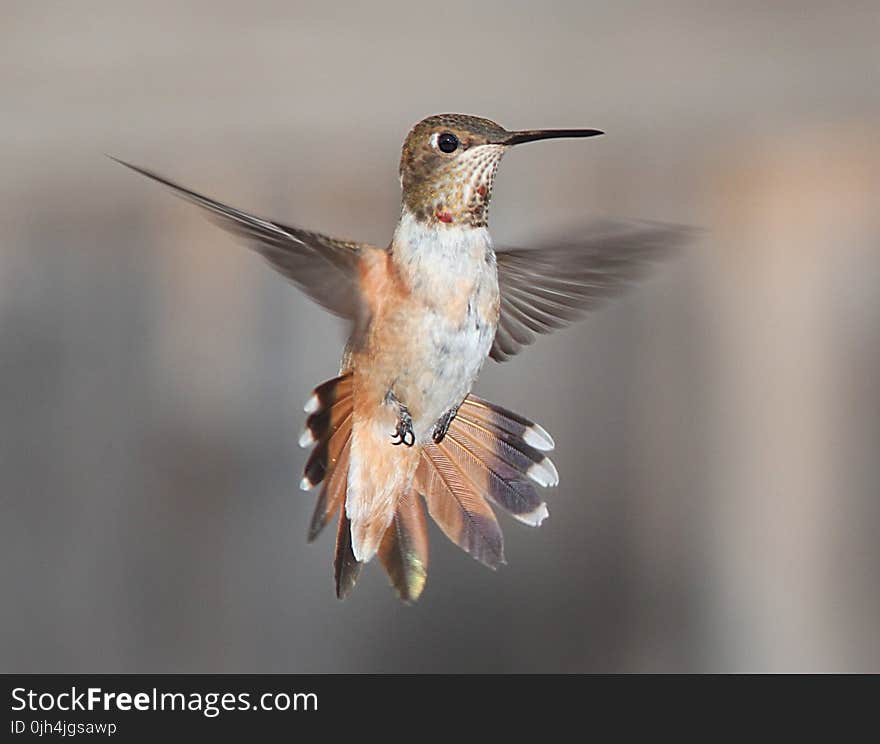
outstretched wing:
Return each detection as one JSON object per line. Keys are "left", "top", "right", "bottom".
{"left": 491, "top": 221, "right": 693, "bottom": 361}
{"left": 112, "top": 157, "right": 370, "bottom": 319}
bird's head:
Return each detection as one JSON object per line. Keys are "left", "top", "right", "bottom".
{"left": 398, "top": 113, "right": 603, "bottom": 228}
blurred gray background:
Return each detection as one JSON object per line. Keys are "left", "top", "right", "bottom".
{"left": 2, "top": 1, "right": 879, "bottom": 673}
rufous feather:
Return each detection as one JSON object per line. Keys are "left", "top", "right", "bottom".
{"left": 334, "top": 507, "right": 361, "bottom": 599}
{"left": 378, "top": 491, "right": 430, "bottom": 603}
{"left": 416, "top": 442, "right": 505, "bottom": 569}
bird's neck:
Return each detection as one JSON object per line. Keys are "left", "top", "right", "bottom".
{"left": 390, "top": 208, "right": 494, "bottom": 287}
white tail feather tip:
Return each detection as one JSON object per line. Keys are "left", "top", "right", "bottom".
{"left": 514, "top": 502, "right": 549, "bottom": 527}
{"left": 524, "top": 423, "right": 555, "bottom": 451}
{"left": 303, "top": 394, "right": 320, "bottom": 414}
{"left": 298, "top": 428, "right": 315, "bottom": 448}
{"left": 526, "top": 457, "right": 559, "bottom": 488}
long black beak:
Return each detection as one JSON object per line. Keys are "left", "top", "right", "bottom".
{"left": 496, "top": 128, "right": 604, "bottom": 146}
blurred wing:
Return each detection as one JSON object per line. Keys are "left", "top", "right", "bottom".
{"left": 112, "top": 157, "right": 370, "bottom": 319}
{"left": 490, "top": 221, "right": 693, "bottom": 361}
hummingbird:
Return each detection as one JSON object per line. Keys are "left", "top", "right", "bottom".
{"left": 114, "top": 113, "right": 685, "bottom": 603}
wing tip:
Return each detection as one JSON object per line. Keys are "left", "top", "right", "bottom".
{"left": 106, "top": 154, "right": 154, "bottom": 180}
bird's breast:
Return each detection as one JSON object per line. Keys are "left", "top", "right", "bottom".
{"left": 390, "top": 213, "right": 499, "bottom": 324}
{"left": 356, "top": 213, "right": 499, "bottom": 436}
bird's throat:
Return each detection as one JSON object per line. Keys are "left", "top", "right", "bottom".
{"left": 400, "top": 144, "right": 505, "bottom": 229}
{"left": 391, "top": 208, "right": 494, "bottom": 277}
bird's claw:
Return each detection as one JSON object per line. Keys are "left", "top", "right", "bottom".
{"left": 391, "top": 406, "right": 415, "bottom": 447}
{"left": 432, "top": 404, "right": 460, "bottom": 444}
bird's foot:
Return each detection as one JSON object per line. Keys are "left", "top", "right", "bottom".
{"left": 391, "top": 407, "right": 415, "bottom": 447}
{"left": 432, "top": 404, "right": 460, "bottom": 444}
{"left": 386, "top": 391, "right": 415, "bottom": 447}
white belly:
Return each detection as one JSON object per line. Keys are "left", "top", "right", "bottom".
{"left": 410, "top": 299, "right": 496, "bottom": 438}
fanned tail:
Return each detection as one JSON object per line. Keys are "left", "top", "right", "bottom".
{"left": 411, "top": 394, "right": 557, "bottom": 573}
{"left": 300, "top": 382, "right": 557, "bottom": 602}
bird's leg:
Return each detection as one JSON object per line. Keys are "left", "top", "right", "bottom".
{"left": 432, "top": 403, "right": 460, "bottom": 444}
{"left": 386, "top": 391, "right": 415, "bottom": 447}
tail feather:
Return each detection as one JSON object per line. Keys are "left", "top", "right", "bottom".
{"left": 413, "top": 394, "right": 558, "bottom": 570}
{"left": 298, "top": 373, "right": 357, "bottom": 578}
{"left": 301, "top": 410, "right": 353, "bottom": 493}
{"left": 454, "top": 416, "right": 558, "bottom": 487}
{"left": 300, "top": 376, "right": 362, "bottom": 600}
{"left": 303, "top": 375, "right": 353, "bottom": 417}
{"left": 334, "top": 508, "right": 361, "bottom": 599}
{"left": 457, "top": 394, "right": 555, "bottom": 452}
{"left": 440, "top": 422, "right": 552, "bottom": 527}
{"left": 307, "top": 433, "right": 351, "bottom": 541}
{"left": 300, "top": 379, "right": 557, "bottom": 602}
{"left": 378, "top": 491, "right": 429, "bottom": 603}
{"left": 416, "top": 442, "right": 506, "bottom": 569}
{"left": 299, "top": 375, "right": 354, "bottom": 492}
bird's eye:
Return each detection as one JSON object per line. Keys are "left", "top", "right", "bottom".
{"left": 437, "top": 132, "right": 459, "bottom": 153}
